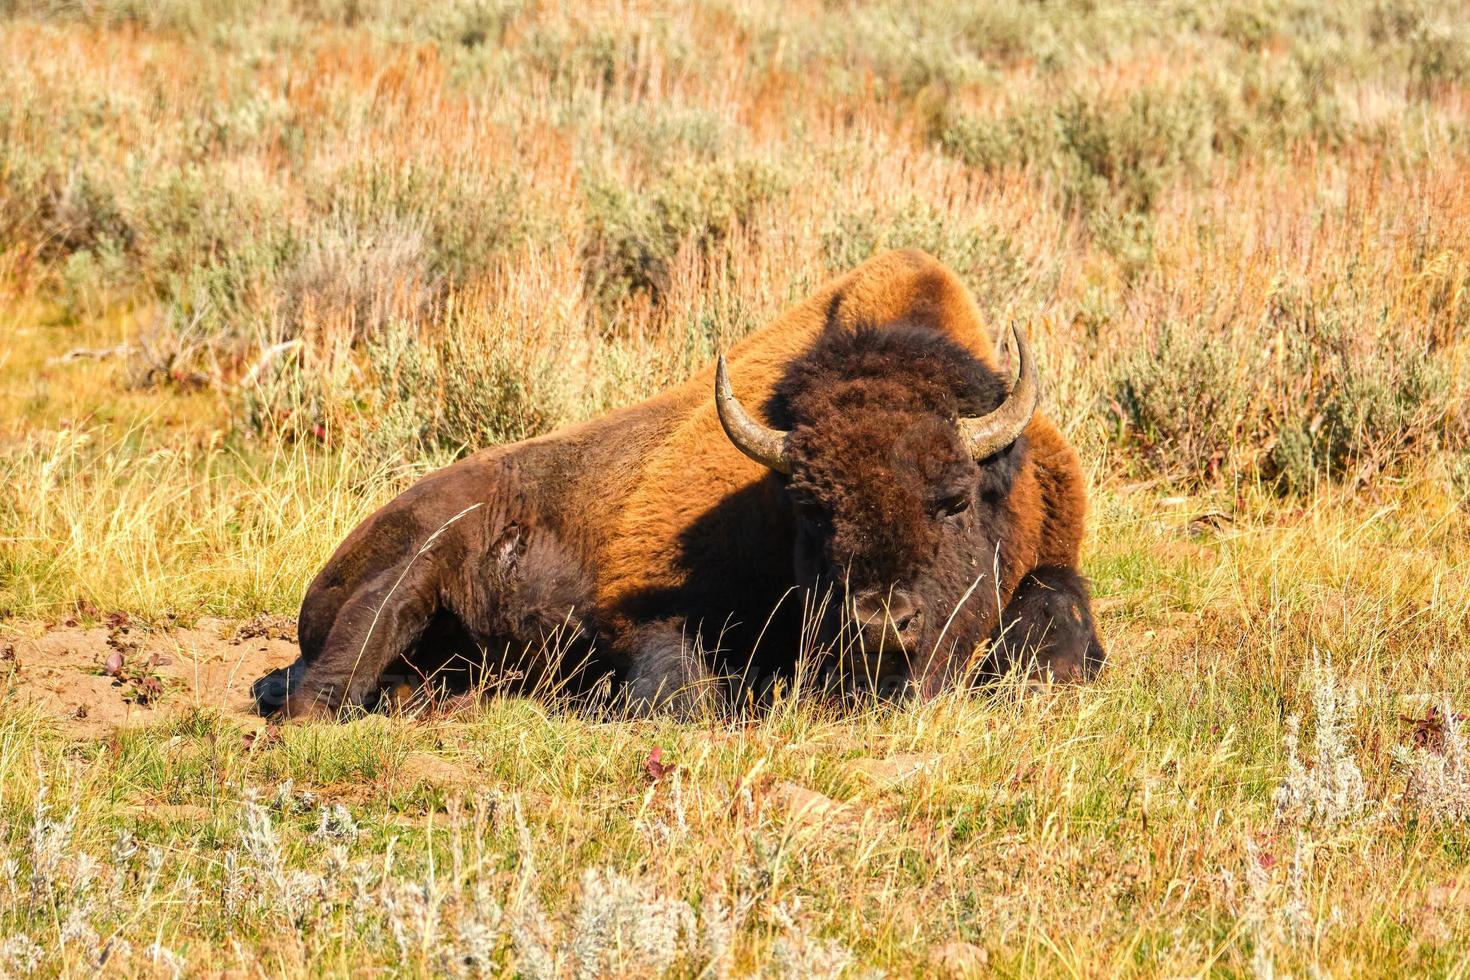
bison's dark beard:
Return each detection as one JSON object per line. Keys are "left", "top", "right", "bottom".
{"left": 796, "top": 572, "right": 1000, "bottom": 701}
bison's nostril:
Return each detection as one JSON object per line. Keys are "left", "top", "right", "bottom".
{"left": 894, "top": 610, "right": 920, "bottom": 634}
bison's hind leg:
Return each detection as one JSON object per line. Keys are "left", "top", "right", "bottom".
{"left": 988, "top": 565, "right": 1104, "bottom": 683}
{"left": 274, "top": 560, "right": 444, "bottom": 718}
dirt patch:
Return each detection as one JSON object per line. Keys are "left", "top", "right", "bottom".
{"left": 0, "top": 617, "right": 298, "bottom": 737}
{"left": 395, "top": 750, "right": 482, "bottom": 792}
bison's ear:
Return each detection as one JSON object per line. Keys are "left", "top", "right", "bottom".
{"left": 490, "top": 521, "right": 527, "bottom": 574}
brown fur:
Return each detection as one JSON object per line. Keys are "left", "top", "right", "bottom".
{"left": 254, "top": 250, "right": 1100, "bottom": 718}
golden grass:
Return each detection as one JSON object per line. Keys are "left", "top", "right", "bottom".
{"left": 2, "top": 0, "right": 1470, "bottom": 975}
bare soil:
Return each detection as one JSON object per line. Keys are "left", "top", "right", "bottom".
{"left": 0, "top": 613, "right": 298, "bottom": 736}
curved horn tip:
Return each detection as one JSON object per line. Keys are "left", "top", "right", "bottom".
{"left": 713, "top": 354, "right": 794, "bottom": 475}
{"left": 959, "top": 323, "right": 1040, "bottom": 461}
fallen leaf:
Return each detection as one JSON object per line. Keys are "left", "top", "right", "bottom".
{"left": 1400, "top": 705, "right": 1468, "bottom": 751}
{"left": 645, "top": 746, "right": 675, "bottom": 781}
{"left": 104, "top": 650, "right": 125, "bottom": 677}
{"left": 132, "top": 675, "right": 164, "bottom": 705}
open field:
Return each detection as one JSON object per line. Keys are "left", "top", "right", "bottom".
{"left": 2, "top": 0, "right": 1470, "bottom": 975}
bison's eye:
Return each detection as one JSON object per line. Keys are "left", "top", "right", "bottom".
{"left": 934, "top": 492, "right": 971, "bottom": 517}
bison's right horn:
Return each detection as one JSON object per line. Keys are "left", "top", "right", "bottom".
{"left": 958, "top": 323, "right": 1040, "bottom": 460}
{"left": 715, "top": 355, "right": 793, "bottom": 474}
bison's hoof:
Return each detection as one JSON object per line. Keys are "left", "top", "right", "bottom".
{"left": 280, "top": 689, "right": 340, "bottom": 721}
{"left": 251, "top": 666, "right": 294, "bottom": 716}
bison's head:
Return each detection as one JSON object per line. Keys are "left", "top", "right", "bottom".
{"left": 715, "top": 323, "right": 1037, "bottom": 697}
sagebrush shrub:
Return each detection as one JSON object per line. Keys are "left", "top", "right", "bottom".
{"left": 1272, "top": 654, "right": 1369, "bottom": 829}
{"left": 820, "top": 197, "right": 1038, "bottom": 319}
{"left": 364, "top": 321, "right": 567, "bottom": 459}
{"left": 1108, "top": 304, "right": 1466, "bottom": 491}
{"left": 1107, "top": 321, "right": 1252, "bottom": 482}
{"left": 580, "top": 159, "right": 786, "bottom": 312}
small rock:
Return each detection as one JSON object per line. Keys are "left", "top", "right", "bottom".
{"left": 930, "top": 941, "right": 988, "bottom": 978}
{"left": 772, "top": 781, "right": 845, "bottom": 823}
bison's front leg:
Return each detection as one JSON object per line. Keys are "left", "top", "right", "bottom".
{"left": 270, "top": 561, "right": 442, "bottom": 719}
{"left": 622, "top": 620, "right": 719, "bottom": 718}
{"left": 988, "top": 565, "right": 1104, "bottom": 682}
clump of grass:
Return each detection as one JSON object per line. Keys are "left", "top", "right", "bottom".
{"left": 768, "top": 898, "right": 855, "bottom": 979}
{"left": 365, "top": 318, "right": 568, "bottom": 461}
{"left": 1107, "top": 321, "right": 1244, "bottom": 482}
{"left": 821, "top": 197, "right": 1039, "bottom": 320}
{"left": 580, "top": 159, "right": 787, "bottom": 314}
{"left": 569, "top": 867, "right": 694, "bottom": 977}
{"left": 0, "top": 422, "right": 400, "bottom": 620}
{"left": 1236, "top": 832, "right": 1313, "bottom": 978}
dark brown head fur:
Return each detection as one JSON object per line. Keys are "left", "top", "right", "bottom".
{"left": 768, "top": 323, "right": 1026, "bottom": 690}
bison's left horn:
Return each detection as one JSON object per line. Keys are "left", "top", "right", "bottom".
{"left": 715, "top": 355, "right": 793, "bottom": 474}
{"left": 959, "top": 323, "right": 1040, "bottom": 460}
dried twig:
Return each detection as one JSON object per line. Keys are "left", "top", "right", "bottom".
{"left": 47, "top": 344, "right": 135, "bottom": 366}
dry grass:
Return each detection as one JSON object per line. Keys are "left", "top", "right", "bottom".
{"left": 2, "top": 0, "right": 1470, "bottom": 975}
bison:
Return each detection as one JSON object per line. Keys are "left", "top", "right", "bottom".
{"left": 254, "top": 250, "right": 1103, "bottom": 718}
